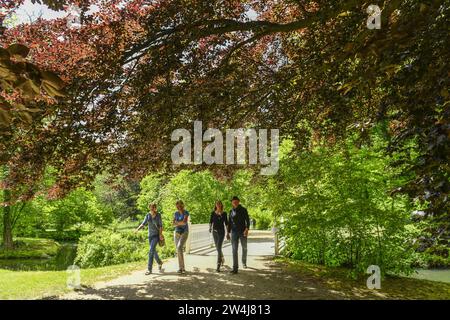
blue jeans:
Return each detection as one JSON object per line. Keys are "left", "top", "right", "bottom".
{"left": 231, "top": 231, "right": 247, "bottom": 270}
{"left": 148, "top": 235, "right": 162, "bottom": 271}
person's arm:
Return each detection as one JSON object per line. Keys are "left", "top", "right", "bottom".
{"left": 175, "top": 211, "right": 189, "bottom": 226}
{"left": 243, "top": 208, "right": 250, "bottom": 237}
{"left": 226, "top": 211, "right": 232, "bottom": 238}
{"left": 209, "top": 212, "right": 213, "bottom": 232}
{"left": 135, "top": 214, "right": 148, "bottom": 233}
{"left": 182, "top": 212, "right": 189, "bottom": 225}
{"left": 159, "top": 226, "right": 163, "bottom": 240}
{"left": 224, "top": 212, "right": 229, "bottom": 227}
{"left": 172, "top": 213, "right": 177, "bottom": 227}
{"left": 223, "top": 212, "right": 229, "bottom": 239}
{"left": 158, "top": 215, "right": 164, "bottom": 240}
{"left": 172, "top": 212, "right": 181, "bottom": 226}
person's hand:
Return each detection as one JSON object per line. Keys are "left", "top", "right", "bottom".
{"left": 160, "top": 235, "right": 164, "bottom": 241}
{"left": 244, "top": 229, "right": 249, "bottom": 238}
{"left": 209, "top": 228, "right": 212, "bottom": 233}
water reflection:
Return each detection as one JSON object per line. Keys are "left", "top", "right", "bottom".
{"left": 409, "top": 268, "right": 450, "bottom": 284}
{"left": 0, "top": 243, "right": 77, "bottom": 271}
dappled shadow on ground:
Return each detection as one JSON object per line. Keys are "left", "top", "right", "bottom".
{"left": 60, "top": 257, "right": 345, "bottom": 300}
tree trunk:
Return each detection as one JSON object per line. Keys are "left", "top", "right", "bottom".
{"left": 2, "top": 188, "right": 13, "bottom": 250}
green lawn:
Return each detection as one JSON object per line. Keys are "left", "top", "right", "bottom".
{"left": 279, "top": 258, "right": 450, "bottom": 300}
{"left": 0, "top": 238, "right": 60, "bottom": 259}
{"left": 0, "top": 260, "right": 146, "bottom": 300}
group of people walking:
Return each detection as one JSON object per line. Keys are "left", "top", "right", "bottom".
{"left": 136, "top": 196, "right": 250, "bottom": 275}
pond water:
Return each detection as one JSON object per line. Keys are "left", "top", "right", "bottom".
{"left": 0, "top": 243, "right": 77, "bottom": 271}
{"left": 407, "top": 268, "right": 450, "bottom": 284}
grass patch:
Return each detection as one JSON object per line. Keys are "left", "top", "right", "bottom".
{"left": 0, "top": 260, "right": 146, "bottom": 300}
{"left": 276, "top": 257, "right": 450, "bottom": 300}
{"left": 0, "top": 238, "right": 60, "bottom": 259}
{"left": 114, "top": 219, "right": 140, "bottom": 232}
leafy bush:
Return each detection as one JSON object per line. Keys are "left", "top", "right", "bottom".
{"left": 75, "top": 229, "right": 175, "bottom": 268}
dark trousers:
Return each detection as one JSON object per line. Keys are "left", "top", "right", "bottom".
{"left": 148, "top": 235, "right": 162, "bottom": 271}
{"left": 212, "top": 230, "right": 225, "bottom": 265}
{"left": 231, "top": 231, "right": 247, "bottom": 270}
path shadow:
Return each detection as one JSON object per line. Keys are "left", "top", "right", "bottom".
{"left": 59, "top": 257, "right": 346, "bottom": 300}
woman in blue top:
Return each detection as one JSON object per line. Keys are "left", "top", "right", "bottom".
{"left": 173, "top": 200, "right": 189, "bottom": 274}
{"left": 135, "top": 203, "right": 164, "bottom": 275}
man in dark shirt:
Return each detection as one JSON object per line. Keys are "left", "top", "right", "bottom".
{"left": 227, "top": 196, "right": 250, "bottom": 274}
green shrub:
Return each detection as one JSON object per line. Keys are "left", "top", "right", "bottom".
{"left": 75, "top": 229, "right": 175, "bottom": 268}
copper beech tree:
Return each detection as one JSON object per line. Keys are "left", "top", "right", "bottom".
{"left": 0, "top": 0, "right": 448, "bottom": 249}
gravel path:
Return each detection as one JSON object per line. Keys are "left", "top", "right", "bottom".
{"left": 61, "top": 231, "right": 343, "bottom": 300}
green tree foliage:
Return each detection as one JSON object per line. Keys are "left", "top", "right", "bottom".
{"left": 1, "top": 1, "right": 447, "bottom": 219}
{"left": 12, "top": 187, "right": 113, "bottom": 241}
{"left": 266, "top": 132, "right": 421, "bottom": 275}
{"left": 160, "top": 170, "right": 226, "bottom": 226}
{"left": 1, "top": 170, "right": 143, "bottom": 243}
{"left": 136, "top": 173, "right": 163, "bottom": 214}
{"left": 137, "top": 169, "right": 272, "bottom": 229}
{"left": 44, "top": 188, "right": 112, "bottom": 233}
{"left": 93, "top": 173, "right": 141, "bottom": 221}
{"left": 0, "top": 0, "right": 446, "bottom": 269}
